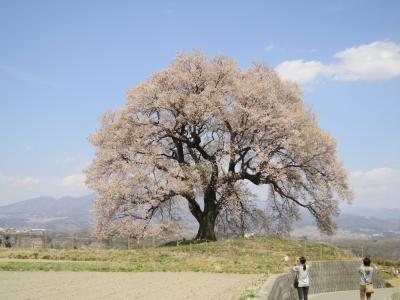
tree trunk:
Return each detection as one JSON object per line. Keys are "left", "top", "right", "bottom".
{"left": 191, "top": 163, "right": 219, "bottom": 241}
{"left": 195, "top": 211, "right": 217, "bottom": 240}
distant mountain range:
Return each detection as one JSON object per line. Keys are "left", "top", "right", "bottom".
{"left": 341, "top": 205, "right": 400, "bottom": 221}
{"left": 293, "top": 206, "right": 400, "bottom": 240}
{"left": 0, "top": 194, "right": 94, "bottom": 232}
{"left": 0, "top": 194, "right": 399, "bottom": 239}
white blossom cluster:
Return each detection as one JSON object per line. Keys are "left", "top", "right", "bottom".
{"left": 85, "top": 52, "right": 353, "bottom": 239}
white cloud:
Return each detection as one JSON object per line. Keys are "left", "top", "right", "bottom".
{"left": 0, "top": 174, "right": 40, "bottom": 188}
{"left": 0, "top": 172, "right": 90, "bottom": 205}
{"left": 50, "top": 156, "right": 83, "bottom": 166}
{"left": 13, "top": 177, "right": 41, "bottom": 188}
{"left": 349, "top": 167, "right": 400, "bottom": 208}
{"left": 264, "top": 44, "right": 274, "bottom": 51}
{"left": 333, "top": 41, "right": 400, "bottom": 80}
{"left": 62, "top": 156, "right": 79, "bottom": 164}
{"left": 350, "top": 167, "right": 396, "bottom": 181}
{"left": 275, "top": 41, "right": 400, "bottom": 85}
{"left": 0, "top": 65, "right": 49, "bottom": 86}
{"left": 275, "top": 60, "right": 328, "bottom": 84}
{"left": 56, "top": 173, "right": 86, "bottom": 189}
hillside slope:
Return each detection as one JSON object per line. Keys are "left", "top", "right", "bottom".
{"left": 0, "top": 237, "right": 350, "bottom": 273}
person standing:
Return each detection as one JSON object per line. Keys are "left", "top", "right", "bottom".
{"left": 358, "top": 256, "right": 374, "bottom": 300}
{"left": 293, "top": 256, "right": 310, "bottom": 300}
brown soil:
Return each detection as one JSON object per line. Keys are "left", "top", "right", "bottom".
{"left": 0, "top": 271, "right": 259, "bottom": 299}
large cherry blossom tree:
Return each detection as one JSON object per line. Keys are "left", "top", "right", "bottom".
{"left": 85, "top": 52, "right": 353, "bottom": 240}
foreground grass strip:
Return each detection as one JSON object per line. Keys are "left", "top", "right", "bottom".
{"left": 0, "top": 261, "right": 154, "bottom": 272}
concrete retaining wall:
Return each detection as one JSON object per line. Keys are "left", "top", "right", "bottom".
{"left": 259, "top": 260, "right": 385, "bottom": 300}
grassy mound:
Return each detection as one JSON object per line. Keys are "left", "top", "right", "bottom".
{"left": 0, "top": 237, "right": 351, "bottom": 273}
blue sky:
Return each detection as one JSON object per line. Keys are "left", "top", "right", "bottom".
{"left": 0, "top": 0, "right": 399, "bottom": 208}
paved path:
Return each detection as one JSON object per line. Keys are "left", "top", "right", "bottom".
{"left": 310, "top": 288, "right": 398, "bottom": 300}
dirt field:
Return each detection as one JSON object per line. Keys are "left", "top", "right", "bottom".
{"left": 0, "top": 271, "right": 259, "bottom": 299}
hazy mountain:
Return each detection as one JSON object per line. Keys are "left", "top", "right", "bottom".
{"left": 341, "top": 206, "right": 400, "bottom": 221}
{"left": 0, "top": 194, "right": 95, "bottom": 232}
{"left": 0, "top": 194, "right": 196, "bottom": 234}
{"left": 294, "top": 208, "right": 400, "bottom": 239}
{"left": 1, "top": 194, "right": 399, "bottom": 238}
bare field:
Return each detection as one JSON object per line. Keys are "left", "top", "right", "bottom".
{"left": 0, "top": 271, "right": 259, "bottom": 300}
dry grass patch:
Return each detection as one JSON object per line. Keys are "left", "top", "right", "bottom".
{"left": 0, "top": 237, "right": 351, "bottom": 274}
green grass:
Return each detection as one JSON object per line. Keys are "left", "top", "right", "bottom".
{"left": 0, "top": 237, "right": 351, "bottom": 273}
{"left": 374, "top": 262, "right": 400, "bottom": 287}
{"left": 238, "top": 272, "right": 269, "bottom": 300}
